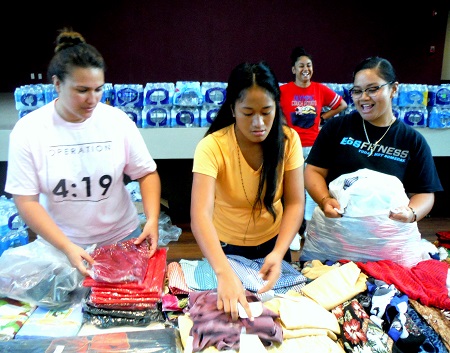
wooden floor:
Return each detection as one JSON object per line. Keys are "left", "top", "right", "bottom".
{"left": 166, "top": 217, "right": 450, "bottom": 262}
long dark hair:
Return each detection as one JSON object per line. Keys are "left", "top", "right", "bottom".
{"left": 207, "top": 61, "right": 286, "bottom": 221}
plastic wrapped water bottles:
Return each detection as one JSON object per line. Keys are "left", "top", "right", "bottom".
{"left": 114, "top": 84, "right": 144, "bottom": 108}
{"left": 435, "top": 84, "right": 450, "bottom": 108}
{"left": 144, "top": 82, "right": 174, "bottom": 106}
{"left": 14, "top": 84, "right": 46, "bottom": 118}
{"left": 101, "top": 83, "right": 115, "bottom": 105}
{"left": 142, "top": 106, "right": 171, "bottom": 128}
{"left": 398, "top": 84, "right": 428, "bottom": 107}
{"left": 173, "top": 81, "right": 203, "bottom": 107}
{"left": 398, "top": 106, "right": 428, "bottom": 127}
{"left": 200, "top": 105, "right": 220, "bottom": 127}
{"left": 428, "top": 107, "right": 450, "bottom": 129}
{"left": 116, "top": 106, "right": 143, "bottom": 128}
{"left": 141, "top": 83, "right": 174, "bottom": 128}
{"left": 201, "top": 82, "right": 227, "bottom": 105}
{"left": 170, "top": 106, "right": 200, "bottom": 127}
{"left": 0, "top": 196, "right": 28, "bottom": 257}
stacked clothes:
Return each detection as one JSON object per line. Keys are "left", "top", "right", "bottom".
{"left": 82, "top": 245, "right": 167, "bottom": 328}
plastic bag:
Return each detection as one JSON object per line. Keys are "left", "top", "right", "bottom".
{"left": 301, "top": 169, "right": 423, "bottom": 267}
{"left": 158, "top": 212, "right": 182, "bottom": 246}
{"left": 87, "top": 239, "right": 150, "bottom": 283}
{"left": 0, "top": 238, "right": 87, "bottom": 310}
{"left": 328, "top": 168, "right": 410, "bottom": 217}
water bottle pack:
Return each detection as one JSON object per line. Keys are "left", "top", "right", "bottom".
{"left": 100, "top": 83, "right": 115, "bottom": 105}
{"left": 397, "top": 84, "right": 428, "bottom": 107}
{"left": 171, "top": 106, "right": 200, "bottom": 127}
{"left": 142, "top": 106, "right": 171, "bottom": 128}
{"left": 14, "top": 84, "right": 45, "bottom": 111}
{"left": 117, "top": 106, "right": 143, "bottom": 127}
{"left": 434, "top": 85, "right": 450, "bottom": 107}
{"left": 428, "top": 107, "right": 450, "bottom": 129}
{"left": 173, "top": 81, "right": 203, "bottom": 107}
{"left": 114, "top": 84, "right": 144, "bottom": 108}
{"left": 0, "top": 196, "right": 28, "bottom": 257}
{"left": 144, "top": 82, "right": 174, "bottom": 106}
{"left": 14, "top": 84, "right": 58, "bottom": 119}
{"left": 201, "top": 82, "right": 227, "bottom": 105}
{"left": 398, "top": 106, "right": 428, "bottom": 127}
{"left": 200, "top": 104, "right": 220, "bottom": 127}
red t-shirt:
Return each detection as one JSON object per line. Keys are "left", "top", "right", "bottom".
{"left": 280, "top": 81, "right": 343, "bottom": 147}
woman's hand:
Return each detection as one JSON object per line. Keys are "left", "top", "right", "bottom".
{"left": 321, "top": 197, "right": 343, "bottom": 218}
{"left": 389, "top": 205, "right": 416, "bottom": 223}
{"left": 216, "top": 271, "right": 253, "bottom": 321}
{"left": 64, "top": 243, "right": 95, "bottom": 276}
{"left": 257, "top": 251, "right": 282, "bottom": 294}
{"left": 134, "top": 217, "right": 159, "bottom": 258}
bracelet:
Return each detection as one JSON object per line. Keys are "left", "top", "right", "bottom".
{"left": 320, "top": 196, "right": 333, "bottom": 210}
{"left": 408, "top": 206, "right": 417, "bottom": 223}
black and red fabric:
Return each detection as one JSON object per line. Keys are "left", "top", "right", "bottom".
{"left": 83, "top": 248, "right": 167, "bottom": 310}
{"left": 356, "top": 259, "right": 450, "bottom": 310}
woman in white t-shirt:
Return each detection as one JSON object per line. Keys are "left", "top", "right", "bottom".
{"left": 5, "top": 28, "right": 161, "bottom": 276}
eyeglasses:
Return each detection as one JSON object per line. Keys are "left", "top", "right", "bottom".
{"left": 349, "top": 81, "right": 394, "bottom": 99}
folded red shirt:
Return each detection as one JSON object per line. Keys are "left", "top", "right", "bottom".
{"left": 88, "top": 239, "right": 151, "bottom": 283}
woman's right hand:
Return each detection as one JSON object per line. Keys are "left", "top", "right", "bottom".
{"left": 322, "top": 197, "right": 343, "bottom": 218}
{"left": 216, "top": 271, "right": 253, "bottom": 321}
{"left": 64, "top": 243, "right": 95, "bottom": 276}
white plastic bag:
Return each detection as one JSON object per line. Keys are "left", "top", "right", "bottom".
{"left": 301, "top": 169, "right": 423, "bottom": 267}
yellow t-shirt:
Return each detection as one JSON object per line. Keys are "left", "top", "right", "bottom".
{"left": 192, "top": 124, "right": 303, "bottom": 246}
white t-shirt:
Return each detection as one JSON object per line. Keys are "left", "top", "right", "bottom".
{"left": 5, "top": 100, "right": 157, "bottom": 246}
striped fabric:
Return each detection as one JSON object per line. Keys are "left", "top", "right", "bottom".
{"left": 227, "top": 255, "right": 308, "bottom": 294}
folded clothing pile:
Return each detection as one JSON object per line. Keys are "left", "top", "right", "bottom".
{"left": 82, "top": 247, "right": 167, "bottom": 327}
{"left": 87, "top": 239, "right": 151, "bottom": 283}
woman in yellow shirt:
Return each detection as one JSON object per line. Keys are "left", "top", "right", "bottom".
{"left": 191, "top": 61, "right": 304, "bottom": 321}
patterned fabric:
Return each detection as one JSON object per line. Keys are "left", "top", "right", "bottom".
{"left": 179, "top": 259, "right": 218, "bottom": 291}
{"left": 167, "top": 262, "right": 192, "bottom": 295}
{"left": 409, "top": 299, "right": 450, "bottom": 352}
{"left": 0, "top": 298, "right": 36, "bottom": 340}
{"left": 332, "top": 298, "right": 400, "bottom": 353}
{"left": 227, "top": 255, "right": 307, "bottom": 293}
{"left": 407, "top": 304, "right": 449, "bottom": 353}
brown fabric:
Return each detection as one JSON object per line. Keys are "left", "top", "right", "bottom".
{"left": 409, "top": 298, "right": 450, "bottom": 351}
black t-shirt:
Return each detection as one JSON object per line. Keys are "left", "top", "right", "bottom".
{"left": 306, "top": 112, "right": 443, "bottom": 194}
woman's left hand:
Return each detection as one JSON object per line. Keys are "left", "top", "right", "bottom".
{"left": 389, "top": 205, "right": 415, "bottom": 223}
{"left": 257, "top": 252, "right": 282, "bottom": 294}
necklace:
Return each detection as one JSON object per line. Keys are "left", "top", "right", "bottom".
{"left": 236, "top": 145, "right": 254, "bottom": 207}
{"left": 362, "top": 118, "right": 394, "bottom": 157}
{"left": 237, "top": 140, "right": 264, "bottom": 243}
